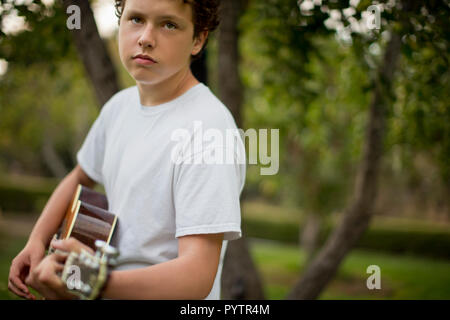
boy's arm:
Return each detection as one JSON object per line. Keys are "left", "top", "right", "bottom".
{"left": 101, "top": 233, "right": 224, "bottom": 299}
{"left": 9, "top": 164, "right": 97, "bottom": 299}
{"left": 27, "top": 233, "right": 223, "bottom": 300}
{"left": 27, "top": 164, "right": 97, "bottom": 247}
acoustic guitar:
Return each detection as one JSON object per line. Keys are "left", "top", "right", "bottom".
{"left": 48, "top": 184, "right": 119, "bottom": 299}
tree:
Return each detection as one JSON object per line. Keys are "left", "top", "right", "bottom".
{"left": 218, "top": 0, "right": 265, "bottom": 300}
{"left": 286, "top": 0, "right": 449, "bottom": 299}
{"left": 61, "top": 0, "right": 120, "bottom": 107}
{"left": 287, "top": 30, "right": 402, "bottom": 299}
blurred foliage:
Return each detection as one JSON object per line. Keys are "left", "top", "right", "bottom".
{"left": 0, "top": 0, "right": 74, "bottom": 65}
{"left": 240, "top": 0, "right": 449, "bottom": 219}
{"left": 0, "top": 177, "right": 55, "bottom": 211}
{"left": 0, "top": 59, "right": 99, "bottom": 175}
{"left": 240, "top": 0, "right": 371, "bottom": 216}
{"left": 0, "top": 0, "right": 100, "bottom": 175}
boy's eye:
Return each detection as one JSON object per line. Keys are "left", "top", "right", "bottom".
{"left": 130, "top": 17, "right": 142, "bottom": 24}
{"left": 163, "top": 22, "right": 177, "bottom": 30}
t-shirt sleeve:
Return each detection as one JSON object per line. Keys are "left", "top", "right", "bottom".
{"left": 76, "top": 104, "right": 110, "bottom": 185}
{"left": 174, "top": 144, "right": 245, "bottom": 241}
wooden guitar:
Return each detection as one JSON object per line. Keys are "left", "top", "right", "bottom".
{"left": 48, "top": 184, "right": 119, "bottom": 299}
{"left": 49, "top": 184, "right": 118, "bottom": 253}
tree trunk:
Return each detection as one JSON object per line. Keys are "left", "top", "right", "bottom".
{"left": 219, "top": 0, "right": 265, "bottom": 299}
{"left": 221, "top": 236, "right": 265, "bottom": 299}
{"left": 218, "top": 0, "right": 244, "bottom": 127}
{"left": 286, "top": 31, "right": 402, "bottom": 300}
{"left": 61, "top": 0, "right": 120, "bottom": 107}
{"left": 300, "top": 213, "right": 321, "bottom": 263}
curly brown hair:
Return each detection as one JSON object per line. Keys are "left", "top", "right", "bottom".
{"left": 114, "top": 0, "right": 220, "bottom": 61}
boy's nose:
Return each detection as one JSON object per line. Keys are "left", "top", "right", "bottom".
{"left": 138, "top": 25, "right": 156, "bottom": 48}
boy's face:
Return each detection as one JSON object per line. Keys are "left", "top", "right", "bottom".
{"left": 118, "top": 0, "right": 207, "bottom": 85}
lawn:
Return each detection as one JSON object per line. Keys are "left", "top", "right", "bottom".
{"left": 249, "top": 238, "right": 450, "bottom": 299}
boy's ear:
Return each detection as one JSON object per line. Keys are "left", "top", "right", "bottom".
{"left": 192, "top": 30, "right": 209, "bottom": 56}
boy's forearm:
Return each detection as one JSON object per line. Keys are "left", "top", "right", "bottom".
{"left": 102, "top": 255, "right": 216, "bottom": 300}
{"left": 27, "top": 169, "right": 87, "bottom": 247}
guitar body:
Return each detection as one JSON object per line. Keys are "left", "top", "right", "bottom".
{"left": 43, "top": 185, "right": 120, "bottom": 299}
{"left": 53, "top": 184, "right": 118, "bottom": 252}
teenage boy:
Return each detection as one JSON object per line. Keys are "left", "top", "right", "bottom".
{"left": 8, "top": 0, "right": 245, "bottom": 300}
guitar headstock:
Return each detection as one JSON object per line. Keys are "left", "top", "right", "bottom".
{"left": 61, "top": 240, "right": 119, "bottom": 300}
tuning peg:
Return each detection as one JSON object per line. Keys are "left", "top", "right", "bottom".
{"left": 95, "top": 239, "right": 107, "bottom": 249}
{"left": 95, "top": 240, "right": 119, "bottom": 257}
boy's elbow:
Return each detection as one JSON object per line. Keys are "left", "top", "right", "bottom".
{"left": 195, "top": 269, "right": 218, "bottom": 299}
{"left": 195, "top": 280, "right": 213, "bottom": 300}
{"left": 183, "top": 264, "right": 216, "bottom": 299}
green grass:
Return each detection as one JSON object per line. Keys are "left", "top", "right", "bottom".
{"left": 249, "top": 239, "right": 450, "bottom": 300}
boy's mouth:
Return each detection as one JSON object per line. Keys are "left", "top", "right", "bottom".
{"left": 133, "top": 54, "right": 157, "bottom": 65}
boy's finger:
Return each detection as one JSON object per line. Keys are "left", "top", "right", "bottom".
{"left": 8, "top": 279, "right": 31, "bottom": 299}
{"left": 51, "top": 238, "right": 94, "bottom": 255}
{"left": 9, "top": 271, "right": 29, "bottom": 294}
{"left": 52, "top": 252, "right": 69, "bottom": 266}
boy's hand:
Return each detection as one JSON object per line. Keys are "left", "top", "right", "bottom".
{"left": 24, "top": 237, "right": 94, "bottom": 300}
{"left": 24, "top": 251, "right": 77, "bottom": 300}
{"left": 49, "top": 237, "right": 95, "bottom": 255}
{"left": 8, "top": 241, "right": 46, "bottom": 300}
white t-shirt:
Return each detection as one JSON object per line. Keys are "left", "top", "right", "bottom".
{"left": 76, "top": 83, "right": 245, "bottom": 300}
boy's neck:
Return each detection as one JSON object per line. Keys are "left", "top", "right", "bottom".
{"left": 136, "top": 66, "right": 199, "bottom": 107}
